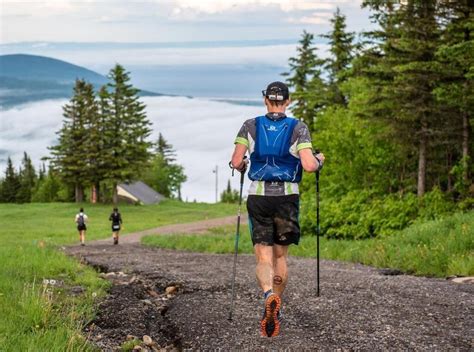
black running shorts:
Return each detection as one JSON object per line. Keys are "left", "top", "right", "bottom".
{"left": 247, "top": 194, "right": 300, "bottom": 246}
{"left": 77, "top": 224, "right": 87, "bottom": 231}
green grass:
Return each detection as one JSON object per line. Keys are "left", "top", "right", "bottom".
{"left": 0, "top": 200, "right": 235, "bottom": 351}
{"left": 142, "top": 211, "right": 474, "bottom": 278}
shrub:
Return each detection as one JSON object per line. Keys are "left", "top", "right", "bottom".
{"left": 300, "top": 189, "right": 456, "bottom": 239}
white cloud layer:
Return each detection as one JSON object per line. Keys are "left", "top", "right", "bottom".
{"left": 0, "top": 96, "right": 264, "bottom": 202}
{"left": 173, "top": 0, "right": 343, "bottom": 14}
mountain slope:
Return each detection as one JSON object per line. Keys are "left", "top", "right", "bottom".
{"left": 0, "top": 54, "right": 161, "bottom": 108}
{"left": 0, "top": 54, "right": 108, "bottom": 84}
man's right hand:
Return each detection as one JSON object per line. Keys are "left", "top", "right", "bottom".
{"left": 235, "top": 157, "right": 248, "bottom": 173}
{"left": 314, "top": 152, "right": 325, "bottom": 171}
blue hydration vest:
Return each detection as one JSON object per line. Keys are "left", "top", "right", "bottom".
{"left": 249, "top": 115, "right": 303, "bottom": 183}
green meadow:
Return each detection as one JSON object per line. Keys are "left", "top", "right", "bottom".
{"left": 0, "top": 201, "right": 235, "bottom": 351}
{"left": 142, "top": 211, "right": 474, "bottom": 278}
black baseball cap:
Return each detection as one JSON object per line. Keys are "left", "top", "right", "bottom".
{"left": 262, "top": 81, "right": 289, "bottom": 101}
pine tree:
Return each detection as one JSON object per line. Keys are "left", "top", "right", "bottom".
{"left": 38, "top": 163, "right": 46, "bottom": 182}
{"left": 321, "top": 7, "right": 355, "bottom": 106}
{"left": 103, "top": 64, "right": 152, "bottom": 204}
{"left": 436, "top": 0, "right": 474, "bottom": 194}
{"left": 50, "top": 79, "right": 93, "bottom": 202}
{"left": 283, "top": 31, "right": 326, "bottom": 132}
{"left": 362, "top": 0, "right": 442, "bottom": 197}
{"left": 81, "top": 82, "right": 103, "bottom": 203}
{"left": 17, "top": 152, "right": 37, "bottom": 203}
{"left": 156, "top": 133, "right": 176, "bottom": 163}
{"left": 1, "top": 157, "right": 20, "bottom": 203}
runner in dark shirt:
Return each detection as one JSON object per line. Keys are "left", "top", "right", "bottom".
{"left": 109, "top": 208, "right": 123, "bottom": 245}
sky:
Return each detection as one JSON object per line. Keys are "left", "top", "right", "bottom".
{"left": 1, "top": 0, "right": 372, "bottom": 44}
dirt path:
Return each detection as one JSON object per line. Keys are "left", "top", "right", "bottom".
{"left": 92, "top": 215, "right": 246, "bottom": 245}
{"left": 66, "top": 218, "right": 473, "bottom": 351}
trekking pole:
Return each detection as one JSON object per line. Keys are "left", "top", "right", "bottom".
{"left": 228, "top": 159, "right": 246, "bottom": 321}
{"left": 314, "top": 149, "right": 323, "bottom": 297}
{"left": 316, "top": 169, "right": 320, "bottom": 297}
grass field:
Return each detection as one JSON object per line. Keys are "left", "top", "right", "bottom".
{"left": 0, "top": 201, "right": 235, "bottom": 351}
{"left": 142, "top": 211, "right": 474, "bottom": 278}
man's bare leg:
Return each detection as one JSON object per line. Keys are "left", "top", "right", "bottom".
{"left": 255, "top": 243, "right": 282, "bottom": 337}
{"left": 254, "top": 244, "right": 274, "bottom": 293}
{"left": 113, "top": 231, "right": 119, "bottom": 244}
{"left": 272, "top": 244, "right": 289, "bottom": 296}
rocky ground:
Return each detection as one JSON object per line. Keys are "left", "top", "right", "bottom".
{"left": 66, "top": 225, "right": 473, "bottom": 352}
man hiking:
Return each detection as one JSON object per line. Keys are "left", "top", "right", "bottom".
{"left": 109, "top": 207, "right": 123, "bottom": 245}
{"left": 231, "top": 81, "right": 325, "bottom": 337}
{"left": 75, "top": 207, "right": 88, "bottom": 246}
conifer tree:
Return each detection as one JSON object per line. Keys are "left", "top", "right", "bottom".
{"left": 156, "top": 133, "right": 177, "bottom": 163}
{"left": 284, "top": 31, "right": 326, "bottom": 132}
{"left": 103, "top": 64, "right": 152, "bottom": 204}
{"left": 1, "top": 157, "right": 20, "bottom": 203}
{"left": 17, "top": 152, "right": 37, "bottom": 203}
{"left": 81, "top": 82, "right": 103, "bottom": 203}
{"left": 362, "top": 0, "right": 442, "bottom": 196}
{"left": 321, "top": 7, "right": 355, "bottom": 106}
{"left": 50, "top": 79, "right": 92, "bottom": 202}
{"left": 436, "top": 0, "right": 473, "bottom": 192}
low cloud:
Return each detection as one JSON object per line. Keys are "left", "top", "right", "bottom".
{"left": 0, "top": 96, "right": 264, "bottom": 202}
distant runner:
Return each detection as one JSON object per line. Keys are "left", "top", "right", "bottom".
{"left": 75, "top": 207, "right": 88, "bottom": 246}
{"left": 109, "top": 207, "right": 123, "bottom": 245}
{"left": 231, "top": 81, "right": 325, "bottom": 337}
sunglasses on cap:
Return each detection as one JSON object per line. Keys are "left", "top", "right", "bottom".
{"left": 262, "top": 89, "right": 285, "bottom": 101}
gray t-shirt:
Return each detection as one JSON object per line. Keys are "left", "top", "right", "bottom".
{"left": 235, "top": 113, "right": 313, "bottom": 196}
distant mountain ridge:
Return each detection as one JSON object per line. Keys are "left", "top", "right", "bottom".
{"left": 0, "top": 54, "right": 162, "bottom": 108}
{"left": 0, "top": 54, "right": 108, "bottom": 84}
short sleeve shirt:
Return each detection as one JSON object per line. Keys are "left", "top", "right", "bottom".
{"left": 75, "top": 213, "right": 88, "bottom": 223}
{"left": 235, "top": 113, "right": 313, "bottom": 196}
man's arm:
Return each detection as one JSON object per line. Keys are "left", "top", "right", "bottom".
{"left": 295, "top": 121, "right": 325, "bottom": 172}
{"left": 231, "top": 143, "right": 248, "bottom": 171}
{"left": 299, "top": 148, "right": 319, "bottom": 172}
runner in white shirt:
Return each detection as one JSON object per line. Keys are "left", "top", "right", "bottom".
{"left": 75, "top": 208, "right": 88, "bottom": 246}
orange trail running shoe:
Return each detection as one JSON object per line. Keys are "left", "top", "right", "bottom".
{"left": 260, "top": 294, "right": 281, "bottom": 337}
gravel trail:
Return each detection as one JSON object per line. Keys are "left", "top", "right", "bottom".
{"left": 66, "top": 219, "right": 473, "bottom": 351}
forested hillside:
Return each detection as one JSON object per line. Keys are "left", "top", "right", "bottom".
{"left": 284, "top": 2, "right": 473, "bottom": 238}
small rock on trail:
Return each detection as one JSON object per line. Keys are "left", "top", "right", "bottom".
{"left": 67, "top": 242, "right": 474, "bottom": 351}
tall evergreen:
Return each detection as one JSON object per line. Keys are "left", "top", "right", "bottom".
{"left": 103, "top": 64, "right": 152, "bottom": 204}
{"left": 81, "top": 82, "right": 103, "bottom": 203}
{"left": 362, "top": 0, "right": 442, "bottom": 196}
{"left": 321, "top": 7, "right": 355, "bottom": 106}
{"left": 1, "top": 157, "right": 20, "bottom": 203}
{"left": 17, "top": 152, "right": 37, "bottom": 203}
{"left": 436, "top": 0, "right": 474, "bottom": 193}
{"left": 283, "top": 31, "right": 326, "bottom": 132}
{"left": 50, "top": 79, "right": 93, "bottom": 202}
{"left": 156, "top": 132, "right": 176, "bottom": 163}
